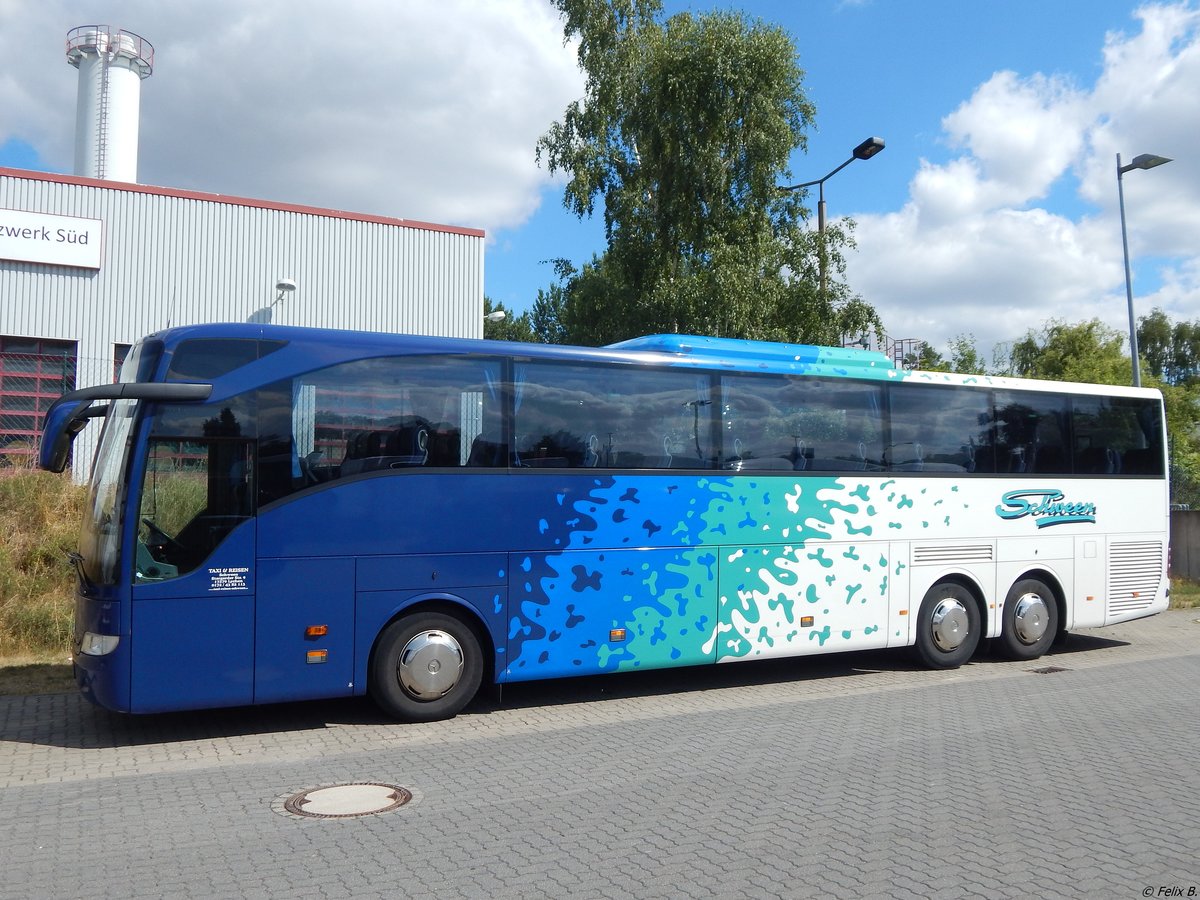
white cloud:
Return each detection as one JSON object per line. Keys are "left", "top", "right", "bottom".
{"left": 848, "top": 2, "right": 1200, "bottom": 362}
{"left": 0, "top": 0, "right": 584, "bottom": 236}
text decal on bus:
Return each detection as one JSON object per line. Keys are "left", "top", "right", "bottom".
{"left": 995, "top": 489, "right": 1097, "bottom": 528}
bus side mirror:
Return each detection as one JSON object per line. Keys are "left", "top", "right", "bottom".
{"left": 39, "top": 399, "right": 106, "bottom": 473}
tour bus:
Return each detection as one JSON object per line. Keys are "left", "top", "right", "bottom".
{"left": 40, "top": 323, "right": 1169, "bottom": 721}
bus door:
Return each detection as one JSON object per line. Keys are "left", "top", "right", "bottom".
{"left": 129, "top": 427, "right": 258, "bottom": 712}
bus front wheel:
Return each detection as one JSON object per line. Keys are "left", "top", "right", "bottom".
{"left": 913, "top": 582, "right": 981, "bottom": 669}
{"left": 997, "top": 578, "right": 1059, "bottom": 660}
{"left": 370, "top": 612, "right": 483, "bottom": 722}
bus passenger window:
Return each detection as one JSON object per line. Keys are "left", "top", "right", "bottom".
{"left": 994, "top": 391, "right": 1071, "bottom": 475}
{"left": 515, "top": 362, "right": 713, "bottom": 469}
{"left": 887, "top": 384, "right": 992, "bottom": 473}
{"left": 721, "top": 374, "right": 883, "bottom": 472}
{"left": 261, "top": 355, "right": 504, "bottom": 500}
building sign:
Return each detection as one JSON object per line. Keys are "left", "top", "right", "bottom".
{"left": 0, "top": 207, "right": 103, "bottom": 269}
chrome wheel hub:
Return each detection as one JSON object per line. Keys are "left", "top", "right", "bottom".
{"left": 930, "top": 598, "right": 969, "bottom": 651}
{"left": 397, "top": 630, "right": 464, "bottom": 700}
{"left": 1013, "top": 593, "right": 1049, "bottom": 644}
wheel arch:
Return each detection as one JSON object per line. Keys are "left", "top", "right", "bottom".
{"left": 1006, "top": 568, "right": 1067, "bottom": 637}
{"left": 364, "top": 593, "right": 497, "bottom": 692}
{"left": 929, "top": 571, "right": 989, "bottom": 627}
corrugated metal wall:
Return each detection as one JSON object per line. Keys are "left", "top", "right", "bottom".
{"left": 1, "top": 169, "right": 485, "bottom": 476}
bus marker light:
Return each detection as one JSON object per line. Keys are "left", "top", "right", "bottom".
{"left": 609, "top": 629, "right": 627, "bottom": 642}
{"left": 800, "top": 616, "right": 814, "bottom": 628}
{"left": 898, "top": 610, "right": 908, "bottom": 616}
{"left": 305, "top": 625, "right": 329, "bottom": 637}
{"left": 307, "top": 650, "right": 328, "bottom": 664}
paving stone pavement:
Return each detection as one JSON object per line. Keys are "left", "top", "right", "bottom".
{"left": 1, "top": 610, "right": 1198, "bottom": 899}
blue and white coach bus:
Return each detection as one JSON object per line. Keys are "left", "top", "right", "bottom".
{"left": 40, "top": 324, "right": 1169, "bottom": 720}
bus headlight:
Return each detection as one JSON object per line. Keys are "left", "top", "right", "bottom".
{"left": 80, "top": 632, "right": 120, "bottom": 656}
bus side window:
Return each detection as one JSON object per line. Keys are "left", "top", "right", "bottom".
{"left": 995, "top": 390, "right": 1071, "bottom": 475}
{"left": 259, "top": 355, "right": 505, "bottom": 502}
{"left": 516, "top": 361, "right": 713, "bottom": 469}
{"left": 887, "top": 383, "right": 992, "bottom": 474}
{"left": 1073, "top": 395, "right": 1163, "bottom": 477}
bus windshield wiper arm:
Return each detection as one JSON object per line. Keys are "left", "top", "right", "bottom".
{"left": 67, "top": 551, "right": 94, "bottom": 591}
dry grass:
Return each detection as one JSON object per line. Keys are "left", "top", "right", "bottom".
{"left": 0, "top": 468, "right": 85, "bottom": 660}
{"left": 1170, "top": 577, "right": 1200, "bottom": 608}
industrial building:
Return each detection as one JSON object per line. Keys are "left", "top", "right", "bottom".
{"left": 0, "top": 26, "right": 486, "bottom": 475}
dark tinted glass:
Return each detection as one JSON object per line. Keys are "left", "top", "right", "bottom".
{"left": 888, "top": 383, "right": 993, "bottom": 473}
{"left": 166, "top": 339, "right": 286, "bottom": 381}
{"left": 516, "top": 362, "right": 712, "bottom": 468}
{"left": 1073, "top": 395, "right": 1164, "bottom": 476}
{"left": 992, "top": 390, "right": 1071, "bottom": 474}
{"left": 257, "top": 355, "right": 503, "bottom": 504}
{"left": 721, "top": 375, "right": 884, "bottom": 472}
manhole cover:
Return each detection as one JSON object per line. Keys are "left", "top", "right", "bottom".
{"left": 283, "top": 783, "right": 413, "bottom": 819}
{"left": 1029, "top": 665, "right": 1069, "bottom": 675}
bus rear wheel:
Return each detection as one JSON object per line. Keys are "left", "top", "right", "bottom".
{"left": 997, "top": 578, "right": 1059, "bottom": 660}
{"left": 370, "top": 611, "right": 483, "bottom": 722}
{"left": 913, "top": 582, "right": 981, "bottom": 669}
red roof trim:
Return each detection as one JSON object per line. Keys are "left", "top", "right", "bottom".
{"left": 0, "top": 166, "right": 485, "bottom": 238}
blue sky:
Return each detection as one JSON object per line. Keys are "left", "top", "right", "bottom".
{"left": 3, "top": 0, "right": 1198, "bottom": 359}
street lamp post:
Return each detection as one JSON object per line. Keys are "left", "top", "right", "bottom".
{"left": 1117, "top": 152, "right": 1172, "bottom": 387}
{"left": 783, "top": 136, "right": 885, "bottom": 299}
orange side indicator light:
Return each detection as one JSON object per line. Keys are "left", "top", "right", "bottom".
{"left": 307, "top": 650, "right": 328, "bottom": 665}
{"left": 898, "top": 610, "right": 908, "bottom": 616}
{"left": 800, "top": 616, "right": 815, "bottom": 628}
{"left": 305, "top": 625, "right": 329, "bottom": 638}
{"left": 1086, "top": 595, "right": 1095, "bottom": 602}
{"left": 609, "top": 629, "right": 627, "bottom": 643}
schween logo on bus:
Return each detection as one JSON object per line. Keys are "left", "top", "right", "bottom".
{"left": 995, "top": 489, "right": 1097, "bottom": 528}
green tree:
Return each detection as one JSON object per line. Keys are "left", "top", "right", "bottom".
{"left": 1138, "top": 307, "right": 1200, "bottom": 386}
{"left": 537, "top": 0, "right": 880, "bottom": 346}
{"left": 914, "top": 334, "right": 985, "bottom": 374}
{"left": 1001, "top": 319, "right": 1131, "bottom": 384}
{"left": 483, "top": 296, "right": 535, "bottom": 342}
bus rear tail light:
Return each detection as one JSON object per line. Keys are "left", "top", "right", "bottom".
{"left": 80, "top": 632, "right": 119, "bottom": 656}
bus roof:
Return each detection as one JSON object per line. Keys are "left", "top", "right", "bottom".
{"left": 135, "top": 322, "right": 1162, "bottom": 400}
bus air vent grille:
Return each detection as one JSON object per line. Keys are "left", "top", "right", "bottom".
{"left": 912, "top": 544, "right": 994, "bottom": 566}
{"left": 1107, "top": 541, "right": 1163, "bottom": 614}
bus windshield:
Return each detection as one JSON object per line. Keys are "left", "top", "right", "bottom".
{"left": 78, "top": 398, "right": 139, "bottom": 586}
{"left": 76, "top": 338, "right": 164, "bottom": 586}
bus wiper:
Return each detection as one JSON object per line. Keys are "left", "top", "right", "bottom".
{"left": 67, "top": 551, "right": 94, "bottom": 591}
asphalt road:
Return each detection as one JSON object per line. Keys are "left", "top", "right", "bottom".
{"left": 2, "top": 611, "right": 1198, "bottom": 899}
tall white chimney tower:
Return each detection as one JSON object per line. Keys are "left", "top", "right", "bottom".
{"left": 66, "top": 26, "right": 154, "bottom": 183}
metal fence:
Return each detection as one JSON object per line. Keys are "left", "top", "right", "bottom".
{"left": 0, "top": 352, "right": 118, "bottom": 468}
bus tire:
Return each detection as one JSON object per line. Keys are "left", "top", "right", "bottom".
{"left": 913, "top": 582, "right": 981, "bottom": 669}
{"left": 370, "top": 611, "right": 483, "bottom": 722}
{"left": 997, "top": 578, "right": 1059, "bottom": 660}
